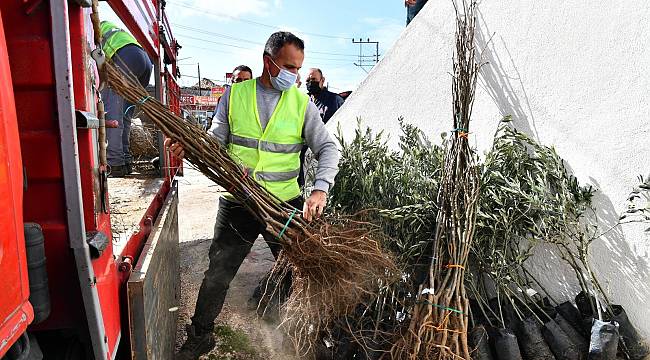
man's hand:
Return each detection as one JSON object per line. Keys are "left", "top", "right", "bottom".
{"left": 405, "top": 0, "right": 417, "bottom": 6}
{"left": 303, "top": 190, "right": 327, "bottom": 222}
{"left": 164, "top": 138, "right": 185, "bottom": 159}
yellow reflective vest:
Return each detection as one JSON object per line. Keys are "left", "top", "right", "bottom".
{"left": 100, "top": 21, "right": 141, "bottom": 60}
{"left": 227, "top": 79, "right": 308, "bottom": 201}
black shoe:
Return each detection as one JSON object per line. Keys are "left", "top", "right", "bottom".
{"left": 108, "top": 165, "right": 128, "bottom": 178}
{"left": 125, "top": 162, "right": 133, "bottom": 175}
{"left": 175, "top": 324, "right": 215, "bottom": 360}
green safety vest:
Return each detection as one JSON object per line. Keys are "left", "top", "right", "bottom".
{"left": 100, "top": 21, "right": 141, "bottom": 60}
{"left": 227, "top": 79, "right": 307, "bottom": 201}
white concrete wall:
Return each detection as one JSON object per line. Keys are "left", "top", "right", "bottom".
{"left": 328, "top": 1, "right": 650, "bottom": 336}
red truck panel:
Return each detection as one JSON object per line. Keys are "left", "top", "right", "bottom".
{"left": 2, "top": 2, "right": 121, "bottom": 357}
{"left": 1, "top": 0, "right": 86, "bottom": 332}
{"left": 0, "top": 10, "right": 34, "bottom": 357}
{"left": 70, "top": 8, "right": 122, "bottom": 357}
{"left": 107, "top": 0, "right": 159, "bottom": 60}
{"left": 2, "top": 1, "right": 177, "bottom": 357}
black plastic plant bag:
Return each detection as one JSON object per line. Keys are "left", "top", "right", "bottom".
{"left": 538, "top": 298, "right": 558, "bottom": 319}
{"left": 493, "top": 328, "right": 523, "bottom": 360}
{"left": 556, "top": 301, "right": 587, "bottom": 335}
{"left": 588, "top": 319, "right": 619, "bottom": 360}
{"left": 471, "top": 298, "right": 493, "bottom": 326}
{"left": 543, "top": 319, "right": 583, "bottom": 360}
{"left": 611, "top": 305, "right": 649, "bottom": 360}
{"left": 470, "top": 325, "right": 495, "bottom": 360}
{"left": 489, "top": 298, "right": 519, "bottom": 330}
{"left": 314, "top": 341, "right": 334, "bottom": 360}
{"left": 555, "top": 313, "right": 588, "bottom": 351}
{"left": 514, "top": 317, "right": 554, "bottom": 360}
{"left": 575, "top": 292, "right": 596, "bottom": 318}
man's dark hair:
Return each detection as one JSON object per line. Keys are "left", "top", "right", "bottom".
{"left": 264, "top": 31, "right": 304, "bottom": 58}
{"left": 233, "top": 65, "right": 253, "bottom": 75}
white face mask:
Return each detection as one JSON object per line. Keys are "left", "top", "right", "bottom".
{"left": 267, "top": 57, "right": 297, "bottom": 91}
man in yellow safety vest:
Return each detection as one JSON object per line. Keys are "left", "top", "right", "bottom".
{"left": 170, "top": 31, "right": 340, "bottom": 359}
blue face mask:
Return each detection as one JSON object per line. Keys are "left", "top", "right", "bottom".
{"left": 267, "top": 57, "right": 297, "bottom": 91}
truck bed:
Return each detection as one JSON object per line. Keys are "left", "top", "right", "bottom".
{"left": 108, "top": 176, "right": 165, "bottom": 256}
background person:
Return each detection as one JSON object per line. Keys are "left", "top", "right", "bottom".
{"left": 306, "top": 68, "right": 344, "bottom": 124}
{"left": 208, "top": 65, "right": 253, "bottom": 130}
{"left": 405, "top": 0, "right": 428, "bottom": 25}
{"left": 100, "top": 21, "right": 152, "bottom": 177}
{"left": 298, "top": 68, "right": 345, "bottom": 187}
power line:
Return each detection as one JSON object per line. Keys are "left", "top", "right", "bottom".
{"left": 174, "top": 36, "right": 356, "bottom": 63}
{"left": 172, "top": 23, "right": 365, "bottom": 58}
{"left": 172, "top": 23, "right": 263, "bottom": 46}
{"left": 175, "top": 33, "right": 251, "bottom": 50}
{"left": 169, "top": 2, "right": 351, "bottom": 40}
{"left": 352, "top": 38, "right": 380, "bottom": 72}
{"left": 176, "top": 42, "right": 355, "bottom": 64}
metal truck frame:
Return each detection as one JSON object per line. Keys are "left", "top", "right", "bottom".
{"left": 0, "top": 0, "right": 182, "bottom": 358}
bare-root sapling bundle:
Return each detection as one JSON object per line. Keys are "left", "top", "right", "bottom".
{"left": 270, "top": 217, "right": 397, "bottom": 356}
{"left": 392, "top": 2, "right": 482, "bottom": 359}
{"left": 101, "top": 61, "right": 397, "bottom": 357}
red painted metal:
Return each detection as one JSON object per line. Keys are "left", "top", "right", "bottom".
{"left": 118, "top": 179, "right": 170, "bottom": 265}
{"left": 161, "top": 11, "right": 178, "bottom": 75}
{"left": 165, "top": 70, "right": 183, "bottom": 177}
{"left": 0, "top": 0, "right": 86, "bottom": 332}
{"left": 70, "top": 7, "right": 122, "bottom": 357}
{"left": 166, "top": 69, "right": 181, "bottom": 116}
{"left": 20, "top": 0, "right": 44, "bottom": 16}
{"left": 166, "top": 70, "right": 181, "bottom": 174}
{"left": 0, "top": 11, "right": 34, "bottom": 356}
{"left": 107, "top": 0, "right": 159, "bottom": 60}
{"left": 1, "top": 0, "right": 180, "bottom": 357}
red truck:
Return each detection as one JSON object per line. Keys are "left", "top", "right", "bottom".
{"left": 0, "top": 0, "right": 182, "bottom": 358}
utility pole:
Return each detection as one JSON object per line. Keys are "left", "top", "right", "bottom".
{"left": 197, "top": 63, "right": 202, "bottom": 96}
{"left": 352, "top": 38, "right": 380, "bottom": 73}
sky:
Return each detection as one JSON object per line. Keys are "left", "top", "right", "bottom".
{"left": 100, "top": 0, "right": 407, "bottom": 92}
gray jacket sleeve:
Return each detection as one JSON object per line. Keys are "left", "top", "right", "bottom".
{"left": 303, "top": 101, "right": 340, "bottom": 193}
{"left": 208, "top": 87, "right": 230, "bottom": 145}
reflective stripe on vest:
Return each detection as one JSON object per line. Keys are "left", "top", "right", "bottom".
{"left": 256, "top": 169, "right": 301, "bottom": 182}
{"left": 229, "top": 134, "right": 304, "bottom": 154}
{"left": 232, "top": 165, "right": 297, "bottom": 182}
{"left": 227, "top": 79, "right": 307, "bottom": 201}
{"left": 101, "top": 28, "right": 121, "bottom": 49}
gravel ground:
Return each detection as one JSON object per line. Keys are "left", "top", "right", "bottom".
{"left": 176, "top": 163, "right": 297, "bottom": 359}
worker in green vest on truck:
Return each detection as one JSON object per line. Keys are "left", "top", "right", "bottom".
{"left": 168, "top": 31, "right": 340, "bottom": 359}
{"left": 100, "top": 21, "right": 152, "bottom": 177}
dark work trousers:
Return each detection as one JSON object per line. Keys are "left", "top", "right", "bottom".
{"left": 191, "top": 196, "right": 304, "bottom": 334}
{"left": 297, "top": 146, "right": 308, "bottom": 188}
{"left": 102, "top": 44, "right": 152, "bottom": 166}
{"left": 406, "top": 0, "right": 428, "bottom": 25}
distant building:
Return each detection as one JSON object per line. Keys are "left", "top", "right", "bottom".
{"left": 180, "top": 78, "right": 226, "bottom": 121}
